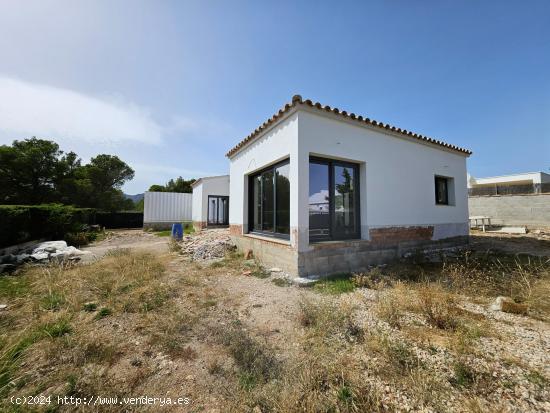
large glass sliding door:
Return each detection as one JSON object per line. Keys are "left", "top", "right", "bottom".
{"left": 248, "top": 160, "right": 290, "bottom": 239}
{"left": 207, "top": 195, "right": 229, "bottom": 226}
{"left": 309, "top": 157, "right": 359, "bottom": 241}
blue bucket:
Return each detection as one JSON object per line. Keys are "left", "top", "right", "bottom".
{"left": 171, "top": 223, "right": 183, "bottom": 240}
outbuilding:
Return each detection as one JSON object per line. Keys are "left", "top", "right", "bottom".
{"left": 226, "top": 95, "right": 472, "bottom": 276}
{"left": 191, "top": 175, "right": 230, "bottom": 231}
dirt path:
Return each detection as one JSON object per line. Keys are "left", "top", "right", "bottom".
{"left": 82, "top": 229, "right": 169, "bottom": 259}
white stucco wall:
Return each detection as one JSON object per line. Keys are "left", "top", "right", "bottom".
{"left": 192, "top": 175, "right": 230, "bottom": 222}
{"left": 229, "top": 111, "right": 299, "bottom": 242}
{"left": 228, "top": 108, "right": 469, "bottom": 251}
{"left": 191, "top": 184, "right": 203, "bottom": 222}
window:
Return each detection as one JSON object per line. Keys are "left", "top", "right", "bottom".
{"left": 309, "top": 157, "right": 360, "bottom": 241}
{"left": 435, "top": 176, "right": 454, "bottom": 205}
{"left": 208, "top": 195, "right": 229, "bottom": 225}
{"left": 248, "top": 160, "right": 290, "bottom": 238}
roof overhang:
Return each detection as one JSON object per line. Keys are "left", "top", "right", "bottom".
{"left": 226, "top": 95, "right": 472, "bottom": 159}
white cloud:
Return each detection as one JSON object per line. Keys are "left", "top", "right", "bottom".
{"left": 0, "top": 76, "right": 165, "bottom": 145}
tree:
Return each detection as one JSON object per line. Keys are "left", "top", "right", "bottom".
{"left": 0, "top": 138, "right": 136, "bottom": 211}
{"left": 79, "top": 155, "right": 135, "bottom": 211}
{"left": 148, "top": 176, "right": 196, "bottom": 193}
{"left": 0, "top": 138, "right": 63, "bottom": 204}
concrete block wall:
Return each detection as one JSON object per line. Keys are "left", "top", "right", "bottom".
{"left": 298, "top": 236, "right": 468, "bottom": 276}
{"left": 231, "top": 234, "right": 299, "bottom": 275}
{"left": 468, "top": 194, "right": 550, "bottom": 228}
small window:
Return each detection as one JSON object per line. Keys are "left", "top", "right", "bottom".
{"left": 435, "top": 176, "right": 449, "bottom": 205}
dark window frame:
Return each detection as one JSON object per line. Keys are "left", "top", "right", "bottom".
{"left": 207, "top": 195, "right": 229, "bottom": 225}
{"left": 434, "top": 176, "right": 449, "bottom": 205}
{"left": 309, "top": 156, "right": 361, "bottom": 242}
{"left": 247, "top": 159, "right": 290, "bottom": 240}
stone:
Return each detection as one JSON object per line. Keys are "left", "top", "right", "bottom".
{"left": 32, "top": 240, "right": 68, "bottom": 254}
{"left": 15, "top": 254, "right": 30, "bottom": 264}
{"left": 242, "top": 270, "right": 252, "bottom": 276}
{"left": 30, "top": 252, "right": 49, "bottom": 261}
{"left": 0, "top": 264, "right": 16, "bottom": 274}
{"left": 269, "top": 267, "right": 282, "bottom": 272}
{"left": 0, "top": 304, "right": 7, "bottom": 310}
{"left": 489, "top": 296, "right": 528, "bottom": 315}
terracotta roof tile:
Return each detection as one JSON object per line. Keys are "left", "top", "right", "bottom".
{"left": 226, "top": 95, "right": 472, "bottom": 157}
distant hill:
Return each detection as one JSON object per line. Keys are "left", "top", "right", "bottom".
{"left": 123, "top": 193, "right": 144, "bottom": 203}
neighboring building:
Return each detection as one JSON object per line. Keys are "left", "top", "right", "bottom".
{"left": 468, "top": 172, "right": 550, "bottom": 196}
{"left": 143, "top": 191, "right": 192, "bottom": 230}
{"left": 468, "top": 172, "right": 550, "bottom": 229}
{"left": 191, "top": 175, "right": 230, "bottom": 231}
{"left": 226, "top": 95, "right": 472, "bottom": 276}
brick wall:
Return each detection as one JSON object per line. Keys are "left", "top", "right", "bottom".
{"left": 369, "top": 226, "right": 434, "bottom": 245}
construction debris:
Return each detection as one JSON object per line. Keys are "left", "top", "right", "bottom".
{"left": 178, "top": 229, "right": 235, "bottom": 261}
{"left": 0, "top": 240, "right": 91, "bottom": 273}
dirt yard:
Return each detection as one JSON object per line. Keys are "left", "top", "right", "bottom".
{"left": 1, "top": 230, "right": 548, "bottom": 412}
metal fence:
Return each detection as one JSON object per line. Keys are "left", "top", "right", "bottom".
{"left": 469, "top": 183, "right": 550, "bottom": 197}
{"left": 143, "top": 192, "right": 193, "bottom": 223}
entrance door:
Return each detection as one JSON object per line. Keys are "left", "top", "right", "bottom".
{"left": 207, "top": 195, "right": 229, "bottom": 226}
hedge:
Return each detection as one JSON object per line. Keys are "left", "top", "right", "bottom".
{"left": 0, "top": 204, "right": 96, "bottom": 248}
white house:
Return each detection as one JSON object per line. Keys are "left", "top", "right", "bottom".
{"left": 191, "top": 175, "right": 230, "bottom": 231}
{"left": 226, "top": 95, "right": 472, "bottom": 276}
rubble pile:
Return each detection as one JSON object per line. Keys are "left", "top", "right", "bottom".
{"left": 179, "top": 229, "right": 235, "bottom": 260}
{"left": 0, "top": 240, "right": 91, "bottom": 273}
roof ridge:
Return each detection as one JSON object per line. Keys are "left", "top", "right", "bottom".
{"left": 225, "top": 95, "right": 472, "bottom": 157}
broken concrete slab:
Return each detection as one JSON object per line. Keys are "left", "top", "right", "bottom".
{"left": 32, "top": 240, "right": 69, "bottom": 254}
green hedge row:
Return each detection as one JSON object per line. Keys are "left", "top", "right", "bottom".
{"left": 0, "top": 204, "right": 96, "bottom": 248}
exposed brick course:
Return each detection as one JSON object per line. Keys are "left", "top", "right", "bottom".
{"left": 369, "top": 226, "right": 434, "bottom": 245}
{"left": 229, "top": 224, "right": 243, "bottom": 236}
{"left": 192, "top": 221, "right": 207, "bottom": 231}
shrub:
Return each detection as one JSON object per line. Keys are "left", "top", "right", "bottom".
{"left": 416, "top": 283, "right": 460, "bottom": 330}
{"left": 0, "top": 204, "right": 95, "bottom": 247}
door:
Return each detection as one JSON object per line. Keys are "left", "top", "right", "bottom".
{"left": 309, "top": 157, "right": 360, "bottom": 241}
{"left": 207, "top": 195, "right": 229, "bottom": 226}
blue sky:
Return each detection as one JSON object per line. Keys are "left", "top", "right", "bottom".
{"left": 0, "top": 0, "right": 548, "bottom": 194}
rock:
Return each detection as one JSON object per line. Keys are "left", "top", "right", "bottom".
{"left": 0, "top": 264, "right": 16, "bottom": 274}
{"left": 15, "top": 253, "right": 30, "bottom": 264}
{"left": 242, "top": 270, "right": 252, "bottom": 276}
{"left": 269, "top": 267, "right": 282, "bottom": 272}
{"left": 32, "top": 241, "right": 68, "bottom": 254}
{"left": 489, "top": 296, "right": 528, "bottom": 315}
{"left": 30, "top": 252, "right": 50, "bottom": 261}
{"left": 0, "top": 304, "right": 7, "bottom": 310}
